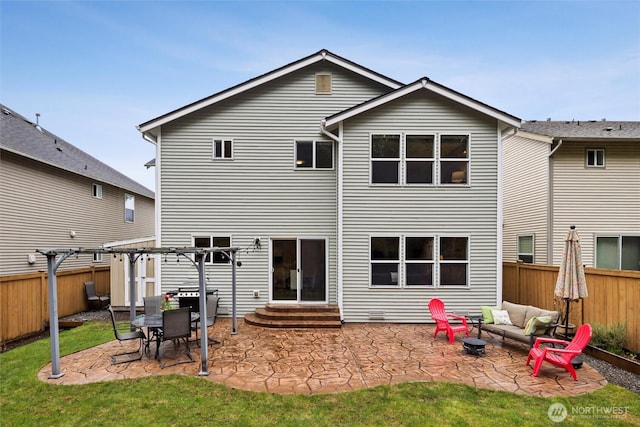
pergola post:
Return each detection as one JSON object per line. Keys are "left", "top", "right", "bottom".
{"left": 231, "top": 250, "right": 238, "bottom": 335}
{"left": 196, "top": 253, "right": 209, "bottom": 375}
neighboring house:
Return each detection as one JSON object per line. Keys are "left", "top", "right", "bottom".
{"left": 503, "top": 120, "right": 640, "bottom": 270}
{"left": 137, "top": 49, "right": 521, "bottom": 322}
{"left": 0, "top": 104, "right": 155, "bottom": 276}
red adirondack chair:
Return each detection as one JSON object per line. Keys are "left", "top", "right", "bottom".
{"left": 526, "top": 323, "right": 592, "bottom": 380}
{"left": 428, "top": 298, "right": 470, "bottom": 344}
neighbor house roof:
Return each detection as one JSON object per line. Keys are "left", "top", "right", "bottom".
{"left": 0, "top": 104, "right": 154, "bottom": 199}
{"left": 323, "top": 77, "right": 521, "bottom": 130}
{"left": 138, "top": 49, "right": 404, "bottom": 136}
{"left": 521, "top": 120, "right": 640, "bottom": 141}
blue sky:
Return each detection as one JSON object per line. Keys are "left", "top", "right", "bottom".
{"left": 2, "top": 1, "right": 639, "bottom": 190}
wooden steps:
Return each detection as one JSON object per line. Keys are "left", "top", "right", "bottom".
{"left": 244, "top": 304, "right": 342, "bottom": 328}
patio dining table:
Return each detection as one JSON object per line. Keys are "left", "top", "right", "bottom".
{"left": 131, "top": 312, "right": 200, "bottom": 357}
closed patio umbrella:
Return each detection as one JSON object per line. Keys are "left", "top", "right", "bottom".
{"left": 554, "top": 225, "right": 589, "bottom": 338}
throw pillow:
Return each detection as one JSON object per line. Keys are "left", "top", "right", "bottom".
{"left": 491, "top": 309, "right": 513, "bottom": 326}
{"left": 524, "top": 315, "right": 552, "bottom": 335}
{"left": 481, "top": 306, "right": 500, "bottom": 324}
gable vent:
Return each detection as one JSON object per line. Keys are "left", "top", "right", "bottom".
{"left": 315, "top": 73, "right": 332, "bottom": 94}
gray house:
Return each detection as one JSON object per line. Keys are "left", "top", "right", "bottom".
{"left": 138, "top": 50, "right": 521, "bottom": 322}
{"left": 503, "top": 120, "right": 640, "bottom": 271}
{"left": 0, "top": 104, "right": 155, "bottom": 276}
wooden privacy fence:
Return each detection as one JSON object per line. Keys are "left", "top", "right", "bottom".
{"left": 0, "top": 266, "right": 109, "bottom": 345}
{"left": 503, "top": 262, "right": 640, "bottom": 354}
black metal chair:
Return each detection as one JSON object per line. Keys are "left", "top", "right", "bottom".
{"left": 107, "top": 305, "right": 146, "bottom": 365}
{"left": 156, "top": 307, "right": 195, "bottom": 368}
{"left": 191, "top": 295, "right": 220, "bottom": 345}
{"left": 84, "top": 281, "right": 110, "bottom": 309}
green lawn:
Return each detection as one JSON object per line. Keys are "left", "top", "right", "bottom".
{"left": 1, "top": 322, "right": 638, "bottom": 426}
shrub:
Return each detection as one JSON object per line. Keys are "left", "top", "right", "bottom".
{"left": 590, "top": 322, "right": 626, "bottom": 355}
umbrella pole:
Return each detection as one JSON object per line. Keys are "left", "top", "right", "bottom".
{"left": 564, "top": 297, "right": 570, "bottom": 340}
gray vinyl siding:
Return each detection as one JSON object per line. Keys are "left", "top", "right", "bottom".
{"left": 156, "top": 63, "right": 392, "bottom": 316}
{"left": 502, "top": 134, "right": 550, "bottom": 264}
{"left": 550, "top": 141, "right": 640, "bottom": 266}
{"left": 0, "top": 151, "right": 155, "bottom": 276}
{"left": 340, "top": 91, "right": 501, "bottom": 322}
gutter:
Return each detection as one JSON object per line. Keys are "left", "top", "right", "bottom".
{"left": 547, "top": 139, "right": 563, "bottom": 264}
{"left": 320, "top": 119, "right": 344, "bottom": 322}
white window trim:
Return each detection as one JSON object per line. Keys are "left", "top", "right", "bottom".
{"left": 437, "top": 234, "right": 470, "bottom": 287}
{"left": 124, "top": 193, "right": 135, "bottom": 223}
{"left": 405, "top": 134, "right": 436, "bottom": 186}
{"left": 595, "top": 234, "right": 640, "bottom": 270}
{"left": 369, "top": 235, "right": 401, "bottom": 287}
{"left": 192, "top": 235, "right": 232, "bottom": 264}
{"left": 586, "top": 148, "right": 605, "bottom": 168}
{"left": 517, "top": 234, "right": 535, "bottom": 263}
{"left": 369, "top": 132, "right": 471, "bottom": 186}
{"left": 92, "top": 183, "right": 102, "bottom": 199}
{"left": 92, "top": 253, "right": 103, "bottom": 263}
{"left": 369, "top": 133, "right": 401, "bottom": 186}
{"left": 368, "top": 234, "right": 469, "bottom": 288}
{"left": 439, "top": 133, "right": 471, "bottom": 186}
{"left": 212, "top": 138, "right": 233, "bottom": 160}
{"left": 404, "top": 235, "right": 435, "bottom": 287}
{"left": 294, "top": 140, "right": 334, "bottom": 170}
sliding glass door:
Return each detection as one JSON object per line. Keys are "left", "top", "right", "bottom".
{"left": 272, "top": 238, "right": 326, "bottom": 302}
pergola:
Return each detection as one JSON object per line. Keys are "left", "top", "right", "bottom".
{"left": 37, "top": 246, "right": 241, "bottom": 379}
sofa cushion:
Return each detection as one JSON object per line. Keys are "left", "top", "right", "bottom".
{"left": 481, "top": 305, "right": 500, "bottom": 324}
{"left": 502, "top": 301, "right": 528, "bottom": 328}
{"left": 524, "top": 316, "right": 552, "bottom": 336}
{"left": 524, "top": 306, "right": 559, "bottom": 327}
{"left": 491, "top": 310, "right": 513, "bottom": 325}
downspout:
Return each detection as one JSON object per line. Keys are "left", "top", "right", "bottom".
{"left": 141, "top": 128, "right": 162, "bottom": 294}
{"left": 321, "top": 119, "right": 344, "bottom": 321}
{"left": 547, "top": 139, "right": 563, "bottom": 264}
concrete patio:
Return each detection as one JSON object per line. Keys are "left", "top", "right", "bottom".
{"left": 38, "top": 319, "right": 607, "bottom": 397}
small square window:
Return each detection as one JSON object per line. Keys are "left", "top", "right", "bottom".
{"left": 213, "top": 139, "right": 233, "bottom": 159}
{"left": 93, "top": 253, "right": 103, "bottom": 262}
{"left": 194, "top": 236, "right": 231, "bottom": 264}
{"left": 586, "top": 149, "right": 605, "bottom": 167}
{"left": 92, "top": 183, "right": 102, "bottom": 199}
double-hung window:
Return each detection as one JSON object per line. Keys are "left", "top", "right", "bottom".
{"left": 406, "top": 135, "right": 434, "bottom": 184}
{"left": 194, "top": 236, "right": 231, "bottom": 264}
{"left": 405, "top": 237, "right": 434, "bottom": 286}
{"left": 295, "top": 140, "right": 333, "bottom": 169}
{"left": 517, "top": 235, "right": 534, "bottom": 263}
{"left": 439, "top": 236, "right": 469, "bottom": 286}
{"left": 124, "top": 194, "right": 135, "bottom": 223}
{"left": 371, "top": 134, "right": 400, "bottom": 184}
{"left": 370, "top": 237, "right": 400, "bottom": 286}
{"left": 440, "top": 135, "right": 469, "bottom": 184}
{"left": 213, "top": 138, "right": 233, "bottom": 159}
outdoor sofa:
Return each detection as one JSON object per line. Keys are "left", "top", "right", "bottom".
{"left": 480, "top": 301, "right": 560, "bottom": 347}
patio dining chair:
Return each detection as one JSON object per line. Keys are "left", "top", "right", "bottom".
{"left": 84, "top": 281, "right": 110, "bottom": 309}
{"left": 144, "top": 295, "right": 163, "bottom": 316}
{"left": 107, "top": 305, "right": 146, "bottom": 365}
{"left": 156, "top": 307, "right": 195, "bottom": 368}
{"left": 526, "top": 323, "right": 592, "bottom": 381}
{"left": 428, "top": 298, "right": 470, "bottom": 344}
{"left": 191, "top": 295, "right": 220, "bottom": 345}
